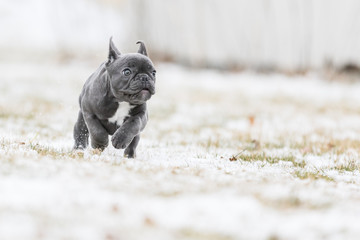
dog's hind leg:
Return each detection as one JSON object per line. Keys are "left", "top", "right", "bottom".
{"left": 83, "top": 112, "right": 109, "bottom": 151}
{"left": 73, "top": 111, "right": 89, "bottom": 150}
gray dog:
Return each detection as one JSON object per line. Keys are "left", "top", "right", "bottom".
{"left": 73, "top": 38, "right": 156, "bottom": 158}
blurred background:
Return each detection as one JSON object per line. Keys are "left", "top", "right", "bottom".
{"left": 2, "top": 0, "right": 360, "bottom": 74}
{"left": 2, "top": 2, "right": 360, "bottom": 240}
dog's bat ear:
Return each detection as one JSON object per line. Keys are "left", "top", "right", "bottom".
{"left": 107, "top": 37, "right": 121, "bottom": 65}
{"left": 136, "top": 41, "right": 148, "bottom": 56}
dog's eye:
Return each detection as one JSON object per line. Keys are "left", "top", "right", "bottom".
{"left": 123, "top": 69, "right": 132, "bottom": 76}
{"left": 152, "top": 71, "right": 156, "bottom": 77}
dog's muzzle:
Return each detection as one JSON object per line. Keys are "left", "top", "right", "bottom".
{"left": 135, "top": 74, "right": 155, "bottom": 95}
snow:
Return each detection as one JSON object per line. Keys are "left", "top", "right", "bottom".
{"left": 1, "top": 62, "right": 360, "bottom": 239}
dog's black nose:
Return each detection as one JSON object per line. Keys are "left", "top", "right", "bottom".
{"left": 141, "top": 76, "right": 148, "bottom": 82}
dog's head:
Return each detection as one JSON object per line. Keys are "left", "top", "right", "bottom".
{"left": 105, "top": 37, "right": 156, "bottom": 105}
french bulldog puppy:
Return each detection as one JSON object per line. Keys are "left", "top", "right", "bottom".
{"left": 73, "top": 38, "right": 156, "bottom": 158}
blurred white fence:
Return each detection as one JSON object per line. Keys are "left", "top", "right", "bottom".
{"left": 0, "top": 0, "right": 125, "bottom": 62}
{"left": 126, "top": 0, "right": 360, "bottom": 71}
{"left": 2, "top": 0, "right": 360, "bottom": 71}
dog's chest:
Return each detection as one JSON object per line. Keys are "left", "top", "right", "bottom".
{"left": 108, "top": 102, "right": 133, "bottom": 125}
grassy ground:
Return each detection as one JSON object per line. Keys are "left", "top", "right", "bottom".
{"left": 1, "top": 61, "right": 360, "bottom": 240}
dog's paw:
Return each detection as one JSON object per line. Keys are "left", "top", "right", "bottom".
{"left": 111, "top": 132, "right": 132, "bottom": 149}
{"left": 124, "top": 148, "right": 136, "bottom": 158}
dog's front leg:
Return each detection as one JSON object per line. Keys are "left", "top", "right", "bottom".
{"left": 124, "top": 135, "right": 140, "bottom": 158}
{"left": 111, "top": 113, "right": 147, "bottom": 152}
{"left": 83, "top": 112, "right": 109, "bottom": 151}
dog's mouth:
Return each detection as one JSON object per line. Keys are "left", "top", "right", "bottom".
{"left": 136, "top": 88, "right": 152, "bottom": 99}
{"left": 117, "top": 87, "right": 153, "bottom": 105}
{"left": 139, "top": 88, "right": 151, "bottom": 94}
{"left": 135, "top": 85, "right": 156, "bottom": 96}
{"left": 122, "top": 88, "right": 152, "bottom": 96}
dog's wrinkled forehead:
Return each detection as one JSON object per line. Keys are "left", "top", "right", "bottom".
{"left": 114, "top": 53, "right": 155, "bottom": 70}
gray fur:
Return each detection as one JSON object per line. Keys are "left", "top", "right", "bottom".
{"left": 73, "top": 38, "right": 156, "bottom": 158}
